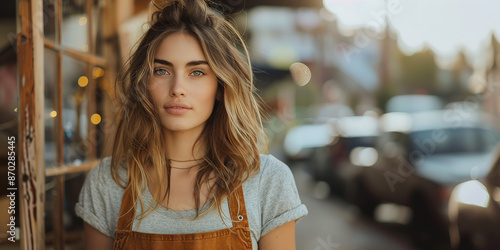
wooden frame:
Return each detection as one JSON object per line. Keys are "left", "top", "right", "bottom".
{"left": 18, "top": 0, "right": 45, "bottom": 248}
{"left": 17, "top": 0, "right": 119, "bottom": 249}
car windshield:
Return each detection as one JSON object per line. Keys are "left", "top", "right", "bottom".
{"left": 410, "top": 127, "right": 499, "bottom": 154}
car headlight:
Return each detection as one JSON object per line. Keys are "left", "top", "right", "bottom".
{"left": 455, "top": 180, "right": 489, "bottom": 208}
{"left": 349, "top": 147, "right": 378, "bottom": 167}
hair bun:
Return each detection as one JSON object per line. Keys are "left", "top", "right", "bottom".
{"left": 151, "top": 0, "right": 220, "bottom": 27}
{"left": 151, "top": 0, "right": 184, "bottom": 11}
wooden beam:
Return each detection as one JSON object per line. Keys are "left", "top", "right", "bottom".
{"left": 242, "top": 0, "right": 323, "bottom": 8}
{"left": 18, "top": 0, "right": 45, "bottom": 249}
{"left": 52, "top": 0, "right": 65, "bottom": 248}
{"left": 217, "top": 0, "right": 324, "bottom": 12}
{"left": 45, "top": 160, "right": 100, "bottom": 177}
{"left": 101, "top": 0, "right": 120, "bottom": 157}
{"left": 44, "top": 39, "right": 107, "bottom": 67}
{"left": 86, "top": 0, "right": 97, "bottom": 161}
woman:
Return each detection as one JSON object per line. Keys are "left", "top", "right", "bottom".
{"left": 75, "top": 0, "right": 308, "bottom": 249}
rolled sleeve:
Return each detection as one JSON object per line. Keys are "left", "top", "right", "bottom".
{"left": 74, "top": 160, "right": 113, "bottom": 237}
{"left": 259, "top": 155, "right": 308, "bottom": 236}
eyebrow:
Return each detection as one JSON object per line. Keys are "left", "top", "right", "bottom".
{"left": 154, "top": 59, "right": 209, "bottom": 67}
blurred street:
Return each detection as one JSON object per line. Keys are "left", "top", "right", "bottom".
{"left": 291, "top": 160, "right": 418, "bottom": 250}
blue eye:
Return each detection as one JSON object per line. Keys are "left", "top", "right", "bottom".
{"left": 154, "top": 68, "right": 169, "bottom": 75}
{"left": 191, "top": 70, "right": 205, "bottom": 77}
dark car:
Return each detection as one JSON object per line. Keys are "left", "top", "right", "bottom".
{"left": 283, "top": 104, "right": 354, "bottom": 164}
{"left": 350, "top": 110, "right": 499, "bottom": 245}
{"left": 448, "top": 144, "right": 500, "bottom": 250}
{"left": 309, "top": 115, "right": 379, "bottom": 196}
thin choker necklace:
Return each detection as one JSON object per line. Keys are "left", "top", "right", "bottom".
{"left": 168, "top": 158, "right": 204, "bottom": 170}
{"left": 168, "top": 157, "right": 204, "bottom": 163}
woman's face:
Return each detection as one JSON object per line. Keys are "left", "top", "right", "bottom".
{"left": 149, "top": 32, "right": 219, "bottom": 135}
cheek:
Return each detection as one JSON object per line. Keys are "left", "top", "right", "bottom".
{"left": 148, "top": 86, "right": 163, "bottom": 106}
{"left": 197, "top": 81, "right": 218, "bottom": 102}
{"left": 195, "top": 86, "right": 217, "bottom": 115}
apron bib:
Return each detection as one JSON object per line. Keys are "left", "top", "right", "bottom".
{"left": 113, "top": 185, "right": 253, "bottom": 249}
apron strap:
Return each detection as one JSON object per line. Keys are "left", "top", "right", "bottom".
{"left": 116, "top": 186, "right": 136, "bottom": 232}
{"left": 228, "top": 184, "right": 250, "bottom": 228}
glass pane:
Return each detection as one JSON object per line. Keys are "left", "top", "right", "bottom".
{"left": 65, "top": 172, "right": 87, "bottom": 231}
{"left": 44, "top": 177, "right": 56, "bottom": 245}
{"left": 62, "top": 54, "right": 88, "bottom": 165}
{"left": 94, "top": 0, "right": 105, "bottom": 57}
{"left": 44, "top": 47, "right": 58, "bottom": 168}
{"left": 44, "top": 172, "right": 87, "bottom": 248}
{"left": 62, "top": 0, "right": 88, "bottom": 53}
{"left": 44, "top": 176, "right": 57, "bottom": 245}
{"left": 43, "top": 0, "right": 56, "bottom": 42}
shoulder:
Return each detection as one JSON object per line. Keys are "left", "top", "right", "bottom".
{"left": 87, "top": 157, "right": 127, "bottom": 187}
{"left": 243, "top": 154, "right": 295, "bottom": 192}
{"left": 246, "top": 154, "right": 307, "bottom": 237}
{"left": 244, "top": 154, "right": 298, "bottom": 197}
{"left": 256, "top": 154, "right": 295, "bottom": 183}
{"left": 81, "top": 157, "right": 128, "bottom": 201}
{"left": 75, "top": 157, "right": 127, "bottom": 237}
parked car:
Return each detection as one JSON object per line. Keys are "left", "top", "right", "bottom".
{"left": 386, "top": 94, "right": 444, "bottom": 113}
{"left": 309, "top": 115, "right": 379, "bottom": 196}
{"left": 448, "top": 144, "right": 500, "bottom": 250}
{"left": 283, "top": 122, "right": 336, "bottom": 163}
{"left": 350, "top": 110, "right": 499, "bottom": 245}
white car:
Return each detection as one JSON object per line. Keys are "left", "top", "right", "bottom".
{"left": 283, "top": 123, "right": 336, "bottom": 161}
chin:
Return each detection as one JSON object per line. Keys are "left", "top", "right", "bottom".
{"left": 161, "top": 122, "right": 205, "bottom": 134}
{"left": 162, "top": 125, "right": 192, "bottom": 132}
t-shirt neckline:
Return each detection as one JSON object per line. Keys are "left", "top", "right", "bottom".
{"left": 142, "top": 182, "right": 215, "bottom": 218}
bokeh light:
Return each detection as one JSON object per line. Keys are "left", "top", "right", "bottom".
{"left": 78, "top": 76, "right": 89, "bottom": 87}
{"left": 90, "top": 113, "right": 101, "bottom": 125}
{"left": 92, "top": 67, "right": 104, "bottom": 79}
{"left": 289, "top": 62, "right": 312, "bottom": 86}
{"left": 78, "top": 16, "right": 87, "bottom": 25}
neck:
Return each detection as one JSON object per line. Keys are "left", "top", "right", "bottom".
{"left": 164, "top": 129, "right": 206, "bottom": 162}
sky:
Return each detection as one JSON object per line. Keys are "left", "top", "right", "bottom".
{"left": 323, "top": 0, "right": 500, "bottom": 68}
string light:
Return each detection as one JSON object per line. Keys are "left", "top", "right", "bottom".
{"left": 78, "top": 16, "right": 87, "bottom": 25}
{"left": 78, "top": 76, "right": 88, "bottom": 87}
{"left": 91, "top": 113, "right": 101, "bottom": 125}
{"left": 92, "top": 67, "right": 104, "bottom": 79}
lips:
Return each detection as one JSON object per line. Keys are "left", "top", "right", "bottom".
{"left": 163, "top": 102, "right": 192, "bottom": 115}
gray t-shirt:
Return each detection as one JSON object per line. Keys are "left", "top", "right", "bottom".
{"left": 75, "top": 154, "right": 308, "bottom": 249}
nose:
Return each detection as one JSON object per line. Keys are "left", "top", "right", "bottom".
{"left": 169, "top": 75, "right": 186, "bottom": 97}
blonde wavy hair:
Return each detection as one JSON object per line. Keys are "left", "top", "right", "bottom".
{"left": 110, "top": 0, "right": 267, "bottom": 227}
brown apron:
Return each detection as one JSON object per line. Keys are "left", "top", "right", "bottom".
{"left": 112, "top": 185, "right": 253, "bottom": 249}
